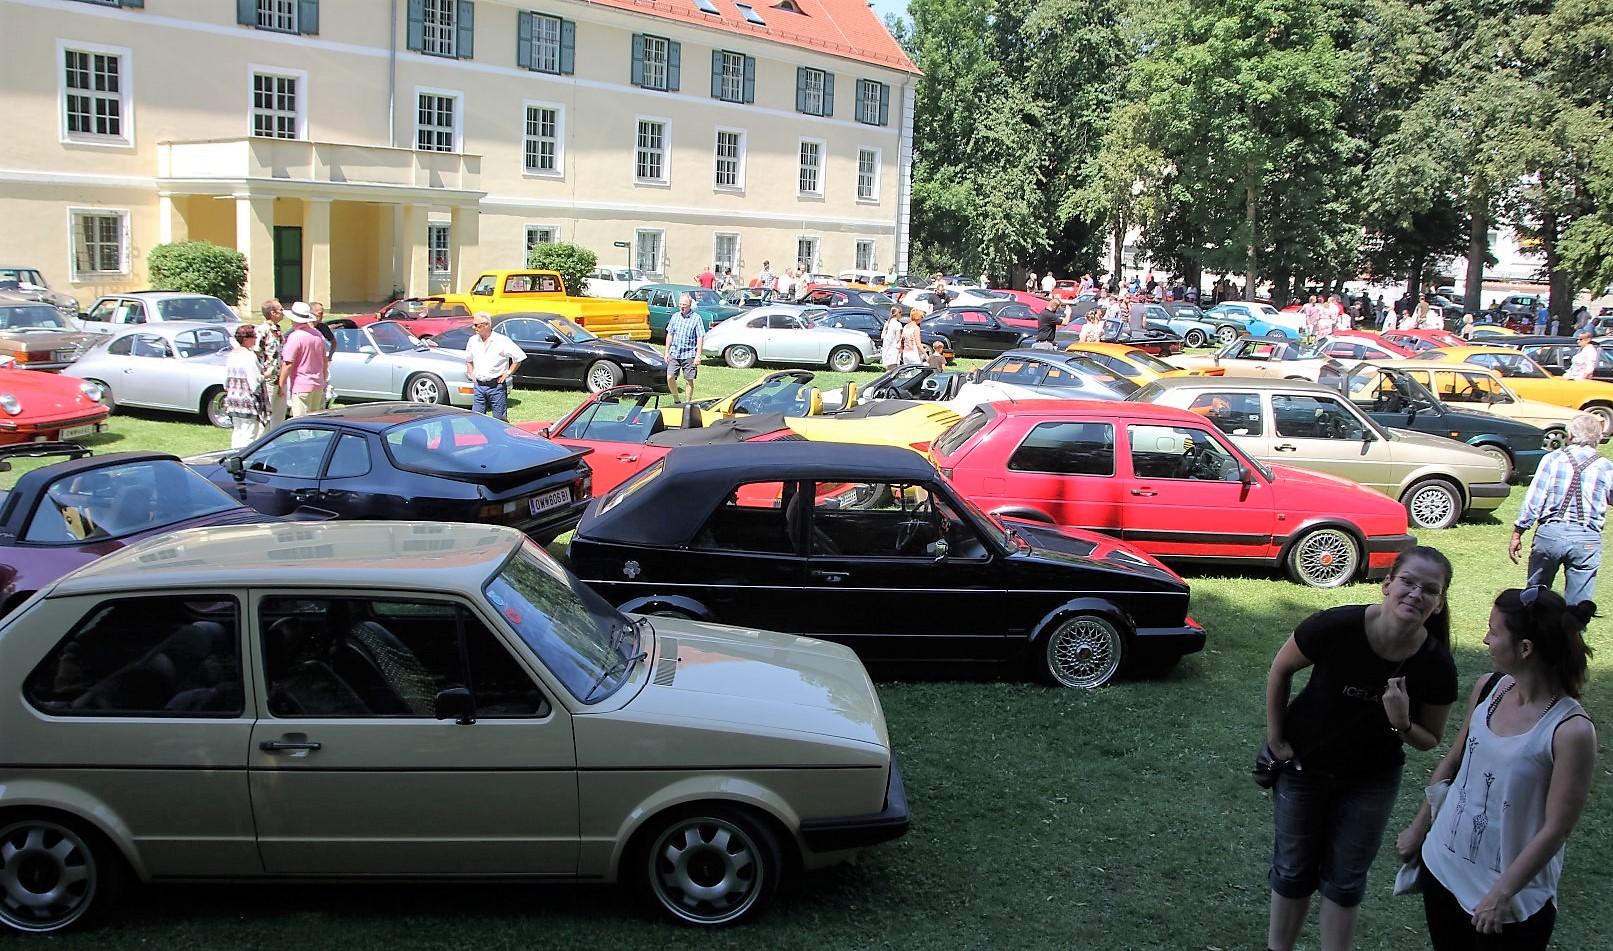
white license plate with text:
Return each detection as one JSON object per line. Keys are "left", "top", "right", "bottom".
{"left": 530, "top": 487, "right": 571, "bottom": 515}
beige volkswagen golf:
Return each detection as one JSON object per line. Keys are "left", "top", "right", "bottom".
{"left": 0, "top": 522, "right": 907, "bottom": 932}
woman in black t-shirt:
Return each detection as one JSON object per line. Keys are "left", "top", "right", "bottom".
{"left": 1265, "top": 546, "right": 1459, "bottom": 951}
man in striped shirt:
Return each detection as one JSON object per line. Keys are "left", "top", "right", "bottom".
{"left": 1509, "top": 413, "right": 1613, "bottom": 604}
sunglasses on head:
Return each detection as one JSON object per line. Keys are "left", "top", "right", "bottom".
{"left": 1520, "top": 584, "right": 1548, "bottom": 608}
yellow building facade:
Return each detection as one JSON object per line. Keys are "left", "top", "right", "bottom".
{"left": 1, "top": 0, "right": 917, "bottom": 310}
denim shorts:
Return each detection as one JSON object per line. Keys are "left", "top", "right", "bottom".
{"left": 1269, "top": 764, "right": 1402, "bottom": 907}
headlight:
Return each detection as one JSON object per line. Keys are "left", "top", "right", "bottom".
{"left": 0, "top": 394, "right": 20, "bottom": 416}
{"left": 79, "top": 381, "right": 104, "bottom": 402}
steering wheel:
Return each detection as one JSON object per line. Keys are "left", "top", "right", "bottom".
{"left": 895, "top": 518, "right": 927, "bottom": 555}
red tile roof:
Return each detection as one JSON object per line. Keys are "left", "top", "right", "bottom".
{"left": 579, "top": 0, "right": 920, "bottom": 73}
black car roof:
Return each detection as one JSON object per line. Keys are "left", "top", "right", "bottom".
{"left": 583, "top": 442, "right": 934, "bottom": 547}
{"left": 291, "top": 401, "right": 470, "bottom": 429}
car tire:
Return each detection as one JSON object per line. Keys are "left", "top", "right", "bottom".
{"left": 201, "top": 387, "right": 231, "bottom": 429}
{"left": 0, "top": 812, "right": 125, "bottom": 935}
{"left": 1542, "top": 427, "right": 1569, "bottom": 451}
{"left": 1284, "top": 527, "right": 1360, "bottom": 588}
{"left": 826, "top": 346, "right": 861, "bottom": 373}
{"left": 1184, "top": 329, "right": 1208, "bottom": 348}
{"left": 86, "top": 380, "right": 114, "bottom": 412}
{"left": 1583, "top": 402, "right": 1613, "bottom": 436}
{"left": 723, "top": 345, "right": 757, "bottom": 370}
{"left": 1476, "top": 444, "right": 1514, "bottom": 484}
{"left": 1036, "top": 613, "right": 1126, "bottom": 689}
{"left": 635, "top": 806, "right": 782, "bottom": 926}
{"left": 1266, "top": 330, "right": 1287, "bottom": 341}
{"left": 1401, "top": 479, "right": 1462, "bottom": 530}
{"left": 1216, "top": 325, "right": 1238, "bottom": 345}
{"left": 585, "top": 360, "right": 625, "bottom": 394}
{"left": 405, "top": 373, "right": 449, "bottom": 405}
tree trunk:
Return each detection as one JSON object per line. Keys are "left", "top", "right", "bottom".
{"left": 1112, "top": 221, "right": 1124, "bottom": 289}
{"left": 1406, "top": 249, "right": 1426, "bottom": 303}
{"left": 1187, "top": 261, "right": 1202, "bottom": 299}
{"left": 1244, "top": 185, "right": 1258, "bottom": 301}
{"left": 1542, "top": 211, "right": 1570, "bottom": 326}
{"left": 1465, "top": 191, "right": 1488, "bottom": 316}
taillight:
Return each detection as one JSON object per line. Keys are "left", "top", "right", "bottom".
{"left": 910, "top": 441, "right": 930, "bottom": 452}
{"left": 938, "top": 467, "right": 953, "bottom": 479}
{"left": 13, "top": 352, "right": 44, "bottom": 364}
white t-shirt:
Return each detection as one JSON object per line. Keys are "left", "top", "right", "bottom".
{"left": 465, "top": 331, "right": 527, "bottom": 381}
{"left": 1041, "top": 273, "right": 1056, "bottom": 293}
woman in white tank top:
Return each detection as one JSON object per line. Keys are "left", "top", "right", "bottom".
{"left": 1396, "top": 586, "right": 1597, "bottom": 949}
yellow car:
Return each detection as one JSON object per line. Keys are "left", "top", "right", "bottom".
{"left": 1365, "top": 359, "right": 1583, "bottom": 449}
{"left": 1412, "top": 346, "right": 1613, "bottom": 433}
{"left": 1062, "top": 341, "right": 1225, "bottom": 384}
{"left": 691, "top": 370, "right": 959, "bottom": 449}
{"left": 1464, "top": 325, "right": 1519, "bottom": 339}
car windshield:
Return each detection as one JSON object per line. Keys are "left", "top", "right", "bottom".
{"left": 385, "top": 414, "right": 577, "bottom": 475}
{"left": 0, "top": 269, "right": 47, "bottom": 289}
{"left": 154, "top": 297, "right": 236, "bottom": 322}
{"left": 688, "top": 290, "right": 722, "bottom": 308}
{"left": 1120, "top": 349, "right": 1177, "bottom": 374}
{"left": 0, "top": 304, "right": 75, "bottom": 331}
{"left": 545, "top": 316, "right": 597, "bottom": 343}
{"left": 20, "top": 458, "right": 244, "bottom": 543}
{"left": 366, "top": 321, "right": 422, "bottom": 353}
{"left": 484, "top": 542, "right": 640, "bottom": 703}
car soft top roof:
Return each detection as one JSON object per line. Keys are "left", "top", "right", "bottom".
{"left": 583, "top": 442, "right": 934, "bottom": 548}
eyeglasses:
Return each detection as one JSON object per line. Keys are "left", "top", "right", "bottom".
{"left": 1395, "top": 576, "right": 1445, "bottom": 598}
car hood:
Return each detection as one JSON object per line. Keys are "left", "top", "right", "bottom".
{"left": 1000, "top": 519, "right": 1182, "bottom": 579}
{"left": 1384, "top": 426, "right": 1509, "bottom": 468}
{"left": 576, "top": 618, "right": 890, "bottom": 767}
{"left": 1266, "top": 460, "right": 1414, "bottom": 515}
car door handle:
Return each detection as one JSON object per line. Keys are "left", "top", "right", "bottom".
{"left": 259, "top": 740, "right": 322, "bottom": 752}
{"left": 291, "top": 488, "right": 319, "bottom": 501}
{"left": 811, "top": 570, "right": 848, "bottom": 582}
{"left": 616, "top": 453, "right": 638, "bottom": 463}
{"left": 1131, "top": 488, "right": 1157, "bottom": 497}
{"left": 1275, "top": 444, "right": 1299, "bottom": 452}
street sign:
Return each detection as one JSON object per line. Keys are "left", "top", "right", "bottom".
{"left": 612, "top": 241, "right": 630, "bottom": 248}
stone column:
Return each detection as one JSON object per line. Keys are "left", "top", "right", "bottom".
{"left": 400, "top": 204, "right": 430, "bottom": 297}
{"left": 157, "top": 193, "right": 189, "bottom": 244}
{"left": 449, "top": 203, "right": 480, "bottom": 293}
{"left": 303, "top": 197, "right": 332, "bottom": 309}
{"left": 235, "top": 194, "right": 276, "bottom": 311}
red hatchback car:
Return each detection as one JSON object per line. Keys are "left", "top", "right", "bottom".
{"left": 352, "top": 297, "right": 475, "bottom": 340}
{"left": 929, "top": 400, "right": 1415, "bottom": 588}
{"left": 0, "top": 366, "right": 108, "bottom": 446}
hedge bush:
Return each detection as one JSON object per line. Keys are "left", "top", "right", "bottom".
{"left": 146, "top": 241, "right": 249, "bottom": 304}
{"left": 526, "top": 243, "right": 598, "bottom": 297}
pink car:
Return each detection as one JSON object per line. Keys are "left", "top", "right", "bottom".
{"left": 351, "top": 297, "right": 475, "bottom": 340}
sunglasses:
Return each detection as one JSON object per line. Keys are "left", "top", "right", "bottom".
{"left": 1520, "top": 584, "right": 1548, "bottom": 608}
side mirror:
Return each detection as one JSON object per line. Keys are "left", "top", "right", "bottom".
{"left": 434, "top": 687, "right": 476, "bottom": 725}
{"left": 548, "top": 338, "right": 562, "bottom": 348}
{"left": 537, "top": 426, "right": 551, "bottom": 438}
{"left": 932, "top": 539, "right": 950, "bottom": 562}
{"left": 223, "top": 455, "right": 245, "bottom": 479}
{"left": 1239, "top": 464, "right": 1255, "bottom": 484}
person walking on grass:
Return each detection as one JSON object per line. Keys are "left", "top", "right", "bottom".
{"left": 1509, "top": 413, "right": 1613, "bottom": 605}
{"left": 664, "top": 293, "right": 706, "bottom": 401}
{"left": 223, "top": 324, "right": 265, "bottom": 449}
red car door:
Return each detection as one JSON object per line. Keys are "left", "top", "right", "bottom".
{"left": 1117, "top": 420, "right": 1278, "bottom": 560}
{"left": 537, "top": 391, "right": 670, "bottom": 494}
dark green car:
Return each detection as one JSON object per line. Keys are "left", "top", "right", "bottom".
{"left": 623, "top": 284, "right": 739, "bottom": 343}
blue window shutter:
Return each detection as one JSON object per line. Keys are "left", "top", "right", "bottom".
{"left": 795, "top": 67, "right": 807, "bottom": 113}
{"left": 119, "top": 0, "right": 144, "bottom": 7}
{"left": 822, "top": 73, "right": 834, "bottom": 117}
{"left": 298, "top": 0, "right": 319, "bottom": 34}
{"left": 456, "top": 1, "right": 474, "bottom": 59}
{"left": 517, "top": 12, "right": 534, "bottom": 70}
{"left": 743, "top": 56, "right": 756, "bottom": 103}
{"left": 631, "top": 34, "right": 645, "bottom": 86}
{"left": 667, "top": 40, "right": 681, "bottom": 92}
{"left": 711, "top": 50, "right": 723, "bottom": 99}
{"left": 407, "top": 0, "right": 425, "bottom": 52}
{"left": 236, "top": 0, "right": 256, "bottom": 25}
{"left": 559, "top": 20, "right": 575, "bottom": 75}
{"left": 878, "top": 83, "right": 890, "bottom": 126}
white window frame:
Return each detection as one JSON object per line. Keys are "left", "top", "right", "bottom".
{"left": 635, "top": 228, "right": 666, "bottom": 278}
{"left": 801, "top": 67, "right": 827, "bottom": 116}
{"left": 713, "top": 232, "right": 740, "bottom": 275}
{"left": 248, "top": 65, "right": 307, "bottom": 140}
{"left": 58, "top": 40, "right": 133, "bottom": 147}
{"left": 641, "top": 35, "right": 670, "bottom": 91}
{"left": 797, "top": 138, "right": 825, "bottom": 197}
{"left": 795, "top": 236, "right": 819, "bottom": 273}
{"left": 635, "top": 116, "right": 670, "bottom": 185}
{"left": 719, "top": 50, "right": 745, "bottom": 102}
{"left": 856, "top": 146, "right": 881, "bottom": 203}
{"left": 427, "top": 223, "right": 452, "bottom": 277}
{"left": 522, "top": 100, "right": 564, "bottom": 177}
{"left": 855, "top": 239, "right": 877, "bottom": 271}
{"left": 530, "top": 13, "right": 563, "bottom": 73}
{"left": 422, "top": 0, "right": 458, "bottom": 58}
{"left": 256, "top": 0, "right": 299, "bottom": 33}
{"left": 414, "top": 86, "right": 462, "bottom": 153}
{"left": 525, "top": 224, "right": 559, "bottom": 254}
{"left": 67, "top": 207, "right": 129, "bottom": 280}
{"left": 713, "top": 127, "right": 746, "bottom": 192}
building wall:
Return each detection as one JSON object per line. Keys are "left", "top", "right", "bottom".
{"left": 1, "top": 0, "right": 913, "bottom": 310}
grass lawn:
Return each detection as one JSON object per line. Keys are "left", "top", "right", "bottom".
{"left": 26, "top": 358, "right": 1613, "bottom": 950}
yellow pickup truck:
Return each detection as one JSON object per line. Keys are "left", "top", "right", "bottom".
{"left": 438, "top": 270, "right": 652, "bottom": 341}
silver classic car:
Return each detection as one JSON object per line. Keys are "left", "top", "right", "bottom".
{"left": 701, "top": 304, "right": 874, "bottom": 372}
{"left": 0, "top": 521, "right": 907, "bottom": 932}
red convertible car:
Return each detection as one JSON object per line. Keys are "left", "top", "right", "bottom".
{"left": 352, "top": 297, "right": 475, "bottom": 339}
{"left": 0, "top": 366, "right": 108, "bottom": 446}
{"left": 928, "top": 400, "right": 1415, "bottom": 588}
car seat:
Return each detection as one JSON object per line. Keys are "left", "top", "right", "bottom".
{"left": 682, "top": 405, "right": 704, "bottom": 428}
{"left": 332, "top": 621, "right": 439, "bottom": 716}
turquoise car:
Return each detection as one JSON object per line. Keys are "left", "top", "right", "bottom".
{"left": 1203, "top": 301, "right": 1305, "bottom": 343}
{"left": 624, "top": 284, "right": 740, "bottom": 343}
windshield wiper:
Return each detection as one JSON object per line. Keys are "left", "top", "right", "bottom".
{"left": 584, "top": 647, "right": 648, "bottom": 702}
{"left": 583, "top": 617, "right": 652, "bottom": 701}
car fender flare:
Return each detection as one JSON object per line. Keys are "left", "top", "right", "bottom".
{"left": 1392, "top": 469, "right": 1472, "bottom": 506}
{"left": 1274, "top": 518, "right": 1370, "bottom": 563}
{"left": 618, "top": 594, "right": 716, "bottom": 622}
{"left": 600, "top": 776, "right": 803, "bottom": 881}
{"left": 0, "top": 778, "right": 149, "bottom": 880}
{"left": 1463, "top": 435, "right": 1513, "bottom": 456}
{"left": 1030, "top": 598, "right": 1133, "bottom": 647}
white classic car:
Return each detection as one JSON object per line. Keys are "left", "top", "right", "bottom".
{"left": 584, "top": 267, "right": 646, "bottom": 299}
{"left": 701, "top": 304, "right": 874, "bottom": 372}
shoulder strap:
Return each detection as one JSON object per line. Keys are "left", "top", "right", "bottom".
{"left": 1476, "top": 671, "right": 1506, "bottom": 707}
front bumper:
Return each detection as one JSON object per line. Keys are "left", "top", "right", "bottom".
{"left": 1365, "top": 532, "right": 1418, "bottom": 578}
{"left": 1466, "top": 481, "right": 1511, "bottom": 511}
{"left": 1137, "top": 617, "right": 1206, "bottom": 658}
{"left": 799, "top": 758, "right": 911, "bottom": 853}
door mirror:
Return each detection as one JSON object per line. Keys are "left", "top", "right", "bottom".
{"left": 434, "top": 687, "right": 476, "bottom": 725}
{"left": 932, "top": 539, "right": 950, "bottom": 562}
{"left": 223, "top": 455, "right": 245, "bottom": 479}
{"left": 1238, "top": 464, "right": 1254, "bottom": 484}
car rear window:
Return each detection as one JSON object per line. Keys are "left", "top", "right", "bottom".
{"left": 386, "top": 415, "right": 576, "bottom": 475}
{"left": 932, "top": 408, "right": 994, "bottom": 457}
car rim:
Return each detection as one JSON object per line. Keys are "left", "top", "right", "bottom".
{"left": 1479, "top": 447, "right": 1512, "bottom": 483}
{"left": 1292, "top": 529, "right": 1357, "bottom": 588}
{"left": 1043, "top": 615, "right": 1123, "bottom": 689}
{"left": 1543, "top": 428, "right": 1568, "bottom": 451}
{"left": 829, "top": 348, "right": 858, "bottom": 372}
{"left": 1185, "top": 330, "right": 1206, "bottom": 347}
{"left": 725, "top": 347, "right": 755, "bottom": 369}
{"left": 409, "top": 376, "right": 442, "bottom": 403}
{"left": 206, "top": 391, "right": 230, "bottom": 428}
{"left": 586, "top": 363, "right": 620, "bottom": 392}
{"left": 1217, "top": 326, "right": 1236, "bottom": 344}
{"left": 649, "top": 816, "right": 763, "bottom": 925}
{"left": 1587, "top": 405, "right": 1613, "bottom": 436}
{"left": 1406, "top": 483, "right": 1458, "bottom": 529}
{"left": 0, "top": 820, "right": 97, "bottom": 933}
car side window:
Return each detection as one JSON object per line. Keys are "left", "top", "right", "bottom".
{"left": 803, "top": 481, "right": 983, "bottom": 559}
{"left": 558, "top": 395, "right": 662, "bottom": 442}
{"left": 259, "top": 596, "right": 548, "bottom": 719}
{"left": 1187, "top": 392, "right": 1264, "bottom": 436}
{"left": 325, "top": 434, "right": 372, "bottom": 479}
{"left": 746, "top": 316, "right": 766, "bottom": 329}
{"left": 1129, "top": 425, "right": 1242, "bottom": 481}
{"left": 129, "top": 333, "right": 172, "bottom": 359}
{"left": 1008, "top": 421, "right": 1114, "bottom": 476}
{"left": 1273, "top": 395, "right": 1363, "bottom": 440}
{"left": 106, "top": 334, "right": 135, "bottom": 356}
{"left": 85, "top": 300, "right": 117, "bottom": 323}
{"left": 982, "top": 358, "right": 1043, "bottom": 385}
{"left": 767, "top": 314, "right": 796, "bottom": 330}
{"left": 25, "top": 597, "right": 244, "bottom": 717}
{"left": 691, "top": 482, "right": 793, "bottom": 554}
{"left": 246, "top": 428, "right": 336, "bottom": 478}
{"left": 960, "top": 311, "right": 989, "bottom": 325}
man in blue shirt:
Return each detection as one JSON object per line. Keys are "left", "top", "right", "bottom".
{"left": 1510, "top": 413, "right": 1613, "bottom": 604}
{"left": 664, "top": 293, "right": 706, "bottom": 402}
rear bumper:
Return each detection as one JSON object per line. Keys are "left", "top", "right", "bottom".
{"left": 799, "top": 759, "right": 911, "bottom": 853}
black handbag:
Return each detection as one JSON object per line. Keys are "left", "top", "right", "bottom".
{"left": 1252, "top": 741, "right": 1289, "bottom": 789}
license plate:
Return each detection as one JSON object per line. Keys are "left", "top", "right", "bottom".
{"left": 59, "top": 424, "right": 99, "bottom": 439}
{"left": 612, "top": 334, "right": 631, "bottom": 341}
{"left": 530, "top": 487, "right": 571, "bottom": 515}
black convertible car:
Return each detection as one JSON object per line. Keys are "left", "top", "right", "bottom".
{"left": 567, "top": 442, "right": 1204, "bottom": 688}
{"left": 430, "top": 312, "right": 668, "bottom": 393}
{"left": 814, "top": 307, "right": 954, "bottom": 358}
{"left": 187, "top": 403, "right": 593, "bottom": 542}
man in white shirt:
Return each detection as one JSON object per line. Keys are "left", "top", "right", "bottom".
{"left": 1041, "top": 271, "right": 1056, "bottom": 295}
{"left": 1564, "top": 331, "right": 1600, "bottom": 380}
{"left": 464, "top": 313, "right": 526, "bottom": 421}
